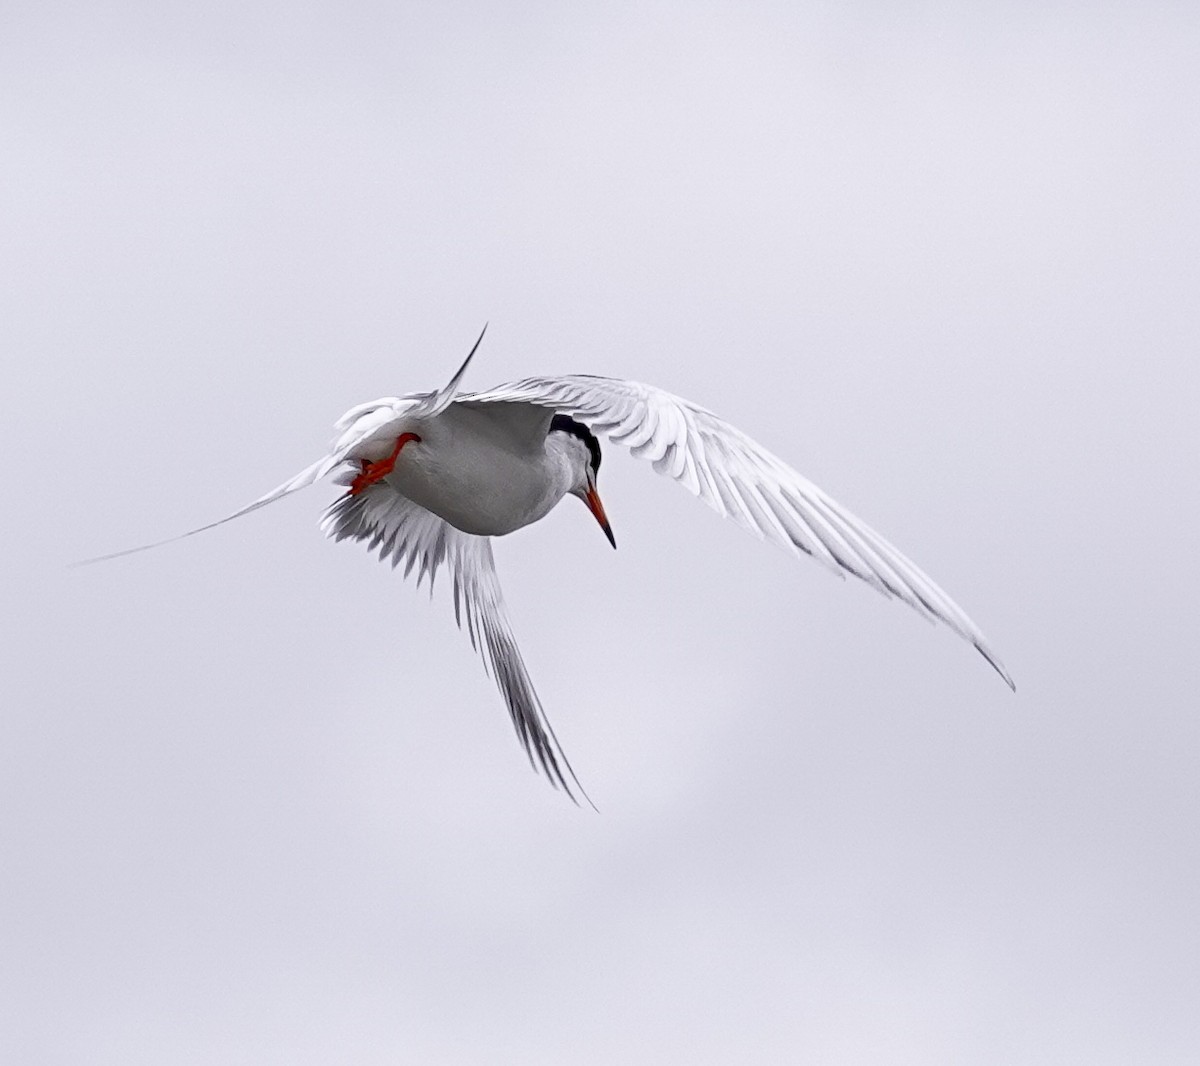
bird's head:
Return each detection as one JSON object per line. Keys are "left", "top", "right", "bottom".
{"left": 551, "top": 414, "right": 616, "bottom": 549}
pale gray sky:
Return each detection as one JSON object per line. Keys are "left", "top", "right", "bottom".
{"left": 3, "top": 3, "right": 1198, "bottom": 1063}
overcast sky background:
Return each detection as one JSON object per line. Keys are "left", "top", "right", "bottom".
{"left": 3, "top": 3, "right": 1198, "bottom": 1063}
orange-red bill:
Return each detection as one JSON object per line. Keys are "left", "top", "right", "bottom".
{"left": 585, "top": 485, "right": 617, "bottom": 549}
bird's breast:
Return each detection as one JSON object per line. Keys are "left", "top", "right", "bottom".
{"left": 385, "top": 417, "right": 565, "bottom": 537}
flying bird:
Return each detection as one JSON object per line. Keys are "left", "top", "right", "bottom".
{"left": 86, "top": 328, "right": 1013, "bottom": 801}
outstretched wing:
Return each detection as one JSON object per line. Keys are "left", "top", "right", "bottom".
{"left": 75, "top": 328, "right": 489, "bottom": 567}
{"left": 72, "top": 396, "right": 422, "bottom": 565}
{"left": 321, "top": 478, "right": 590, "bottom": 803}
{"left": 466, "top": 375, "right": 1014, "bottom": 690}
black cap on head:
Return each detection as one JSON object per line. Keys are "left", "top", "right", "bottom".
{"left": 550, "top": 414, "right": 602, "bottom": 475}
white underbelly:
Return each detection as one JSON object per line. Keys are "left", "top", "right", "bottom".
{"left": 384, "top": 413, "right": 563, "bottom": 537}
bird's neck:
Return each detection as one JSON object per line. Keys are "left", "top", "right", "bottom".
{"left": 541, "top": 432, "right": 582, "bottom": 502}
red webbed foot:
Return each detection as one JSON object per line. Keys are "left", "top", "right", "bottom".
{"left": 348, "top": 432, "right": 422, "bottom": 495}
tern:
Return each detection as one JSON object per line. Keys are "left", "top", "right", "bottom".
{"left": 86, "top": 328, "right": 1013, "bottom": 801}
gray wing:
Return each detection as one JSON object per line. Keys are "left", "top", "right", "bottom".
{"left": 467, "top": 375, "right": 1014, "bottom": 690}
{"left": 321, "top": 479, "right": 590, "bottom": 803}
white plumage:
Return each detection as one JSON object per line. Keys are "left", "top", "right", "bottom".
{"left": 86, "top": 331, "right": 1013, "bottom": 802}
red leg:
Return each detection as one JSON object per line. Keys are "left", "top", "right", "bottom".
{"left": 348, "top": 432, "right": 422, "bottom": 495}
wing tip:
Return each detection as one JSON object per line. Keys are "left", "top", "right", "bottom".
{"left": 975, "top": 641, "right": 1016, "bottom": 692}
{"left": 550, "top": 769, "right": 599, "bottom": 811}
{"left": 522, "top": 730, "right": 597, "bottom": 809}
